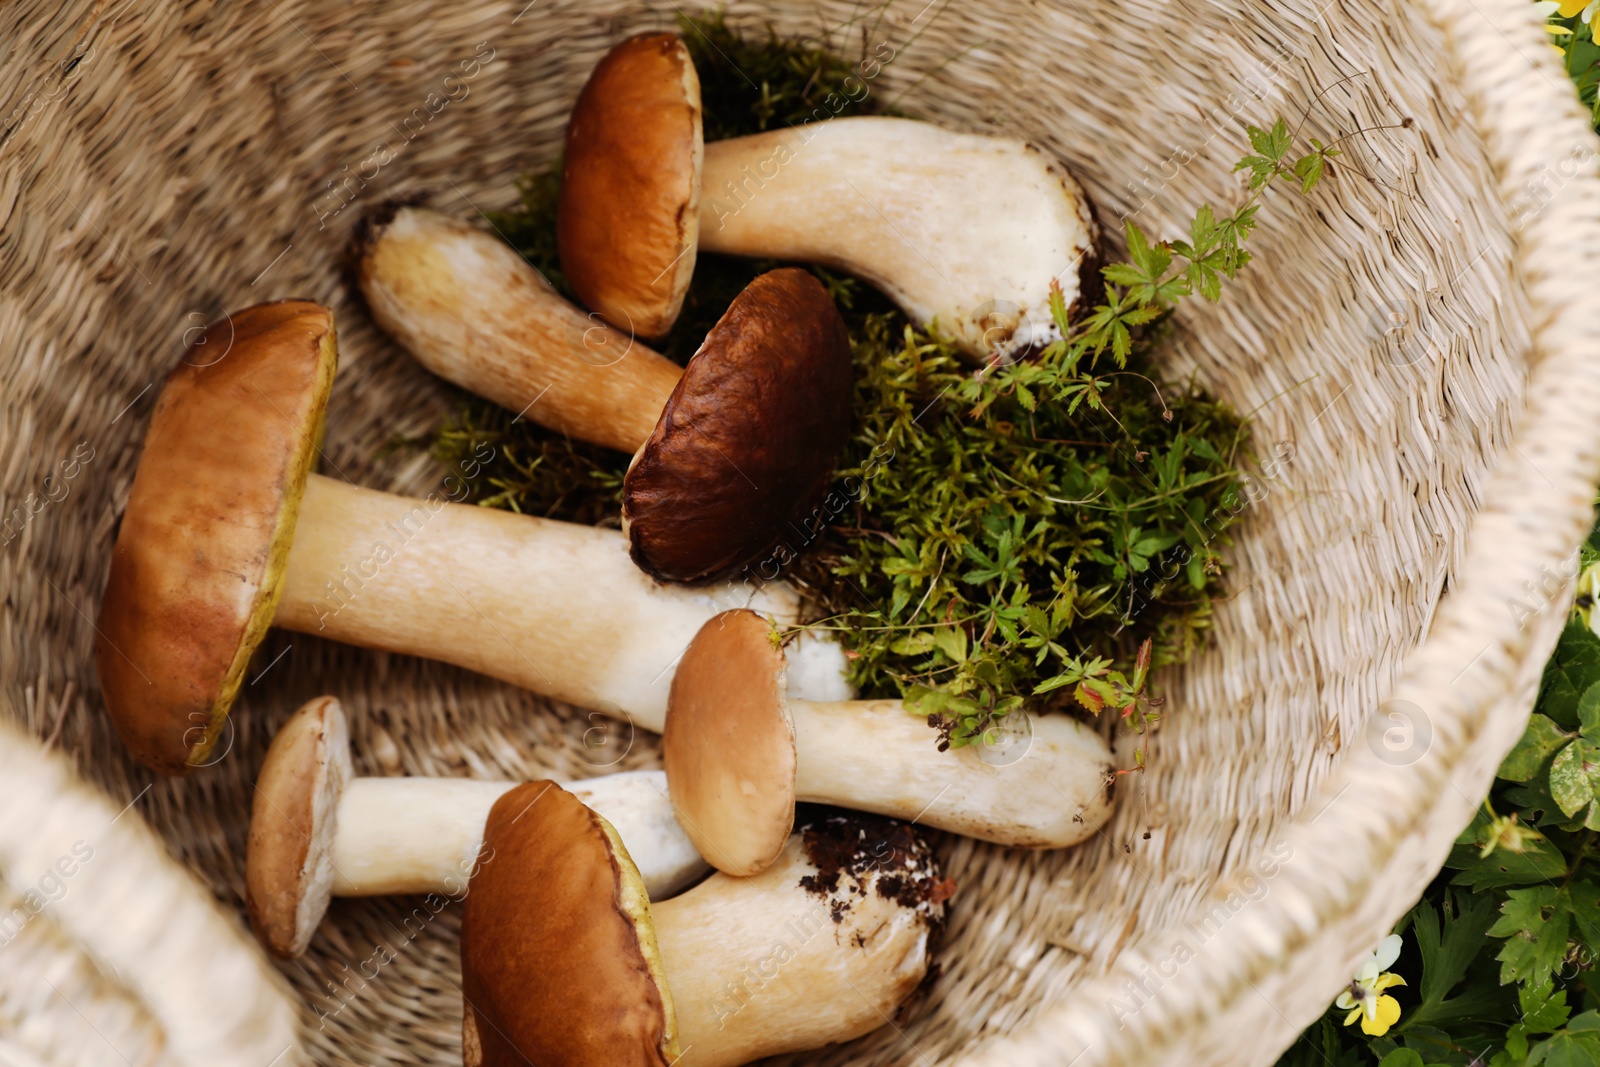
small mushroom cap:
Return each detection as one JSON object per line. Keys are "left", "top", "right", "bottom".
{"left": 622, "top": 268, "right": 852, "bottom": 583}
{"left": 96, "top": 300, "right": 336, "bottom": 774}
{"left": 246, "top": 695, "right": 353, "bottom": 959}
{"left": 558, "top": 32, "right": 702, "bottom": 340}
{"left": 461, "top": 781, "right": 679, "bottom": 1067}
{"left": 663, "top": 609, "right": 797, "bottom": 876}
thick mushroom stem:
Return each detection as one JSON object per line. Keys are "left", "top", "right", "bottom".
{"left": 653, "top": 829, "right": 938, "bottom": 1067}
{"left": 274, "top": 474, "right": 848, "bottom": 730}
{"left": 788, "top": 699, "right": 1113, "bottom": 847}
{"left": 331, "top": 771, "right": 706, "bottom": 901}
{"left": 699, "top": 116, "right": 1099, "bottom": 357}
{"left": 358, "top": 205, "right": 683, "bottom": 453}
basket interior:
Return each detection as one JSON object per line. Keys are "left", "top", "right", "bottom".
{"left": 0, "top": 0, "right": 1527, "bottom": 1062}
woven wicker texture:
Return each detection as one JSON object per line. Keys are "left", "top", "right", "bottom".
{"left": 3, "top": 0, "right": 1600, "bottom": 1064}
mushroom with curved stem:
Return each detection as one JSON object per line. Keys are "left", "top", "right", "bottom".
{"left": 460, "top": 782, "right": 949, "bottom": 1067}
{"left": 357, "top": 206, "right": 853, "bottom": 583}
{"left": 246, "top": 695, "right": 709, "bottom": 959}
{"left": 95, "top": 300, "right": 849, "bottom": 776}
{"left": 664, "top": 609, "right": 1116, "bottom": 876}
{"left": 557, "top": 32, "right": 1101, "bottom": 359}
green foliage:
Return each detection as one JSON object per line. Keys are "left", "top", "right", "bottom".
{"left": 1280, "top": 511, "right": 1600, "bottom": 1066}
{"left": 1541, "top": 5, "right": 1600, "bottom": 129}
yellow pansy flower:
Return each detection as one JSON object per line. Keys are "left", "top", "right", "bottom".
{"left": 1536, "top": 0, "right": 1590, "bottom": 18}
{"left": 1334, "top": 934, "right": 1407, "bottom": 1037}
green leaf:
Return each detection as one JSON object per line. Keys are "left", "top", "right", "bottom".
{"left": 1566, "top": 882, "right": 1600, "bottom": 952}
{"left": 1291, "top": 152, "right": 1325, "bottom": 193}
{"left": 931, "top": 626, "right": 968, "bottom": 664}
{"left": 1580, "top": 681, "right": 1600, "bottom": 736}
{"left": 1403, "top": 892, "right": 1508, "bottom": 1032}
{"left": 1446, "top": 838, "right": 1568, "bottom": 889}
{"left": 1489, "top": 886, "right": 1573, "bottom": 987}
{"left": 889, "top": 631, "right": 937, "bottom": 656}
{"left": 1551, "top": 741, "right": 1593, "bottom": 818}
{"left": 1032, "top": 673, "right": 1073, "bottom": 695}
{"left": 1504, "top": 714, "right": 1575, "bottom": 782}
{"left": 1540, "top": 1032, "right": 1600, "bottom": 1067}
{"left": 1520, "top": 980, "right": 1572, "bottom": 1035}
{"left": 1540, "top": 623, "right": 1600, "bottom": 730}
{"left": 1377, "top": 1052, "right": 1425, "bottom": 1067}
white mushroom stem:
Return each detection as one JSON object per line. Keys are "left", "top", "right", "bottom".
{"left": 360, "top": 206, "right": 683, "bottom": 453}
{"left": 652, "top": 834, "right": 933, "bottom": 1067}
{"left": 275, "top": 474, "right": 850, "bottom": 730}
{"left": 331, "top": 770, "right": 706, "bottom": 901}
{"left": 699, "top": 116, "right": 1097, "bottom": 358}
{"left": 789, "top": 699, "right": 1113, "bottom": 847}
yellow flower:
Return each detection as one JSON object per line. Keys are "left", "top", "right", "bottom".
{"left": 1334, "top": 934, "right": 1407, "bottom": 1037}
{"left": 1536, "top": 0, "right": 1590, "bottom": 18}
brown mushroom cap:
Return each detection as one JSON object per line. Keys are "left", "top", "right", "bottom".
{"left": 662, "top": 609, "right": 797, "bottom": 876}
{"left": 460, "top": 781, "right": 679, "bottom": 1067}
{"left": 558, "top": 32, "right": 702, "bottom": 340}
{"left": 621, "top": 268, "right": 852, "bottom": 583}
{"left": 246, "top": 695, "right": 352, "bottom": 959}
{"left": 96, "top": 300, "right": 336, "bottom": 775}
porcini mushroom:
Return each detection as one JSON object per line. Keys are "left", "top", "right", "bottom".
{"left": 246, "top": 695, "right": 709, "bottom": 959}
{"left": 664, "top": 609, "right": 1115, "bottom": 876}
{"left": 558, "top": 33, "right": 1099, "bottom": 358}
{"left": 96, "top": 300, "right": 848, "bottom": 775}
{"left": 357, "top": 207, "right": 853, "bottom": 582}
{"left": 460, "top": 782, "right": 948, "bottom": 1067}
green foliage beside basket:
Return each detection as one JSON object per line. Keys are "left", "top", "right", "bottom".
{"left": 1280, "top": 520, "right": 1600, "bottom": 1067}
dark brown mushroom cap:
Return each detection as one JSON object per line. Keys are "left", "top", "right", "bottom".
{"left": 461, "top": 781, "right": 678, "bottom": 1067}
{"left": 558, "top": 32, "right": 702, "bottom": 340}
{"left": 662, "top": 609, "right": 797, "bottom": 876}
{"left": 622, "top": 268, "right": 852, "bottom": 584}
{"left": 96, "top": 300, "right": 336, "bottom": 775}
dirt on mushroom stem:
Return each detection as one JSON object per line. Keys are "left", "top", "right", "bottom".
{"left": 794, "top": 806, "right": 952, "bottom": 930}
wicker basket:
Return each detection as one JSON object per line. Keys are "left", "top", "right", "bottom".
{"left": 5, "top": 0, "right": 1600, "bottom": 1064}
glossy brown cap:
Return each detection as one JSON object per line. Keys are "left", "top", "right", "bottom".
{"left": 662, "top": 610, "right": 797, "bottom": 876}
{"left": 558, "top": 33, "right": 702, "bottom": 340}
{"left": 96, "top": 301, "right": 336, "bottom": 775}
{"left": 246, "top": 695, "right": 352, "bottom": 959}
{"left": 461, "top": 781, "right": 679, "bottom": 1067}
{"left": 622, "top": 268, "right": 852, "bottom": 583}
